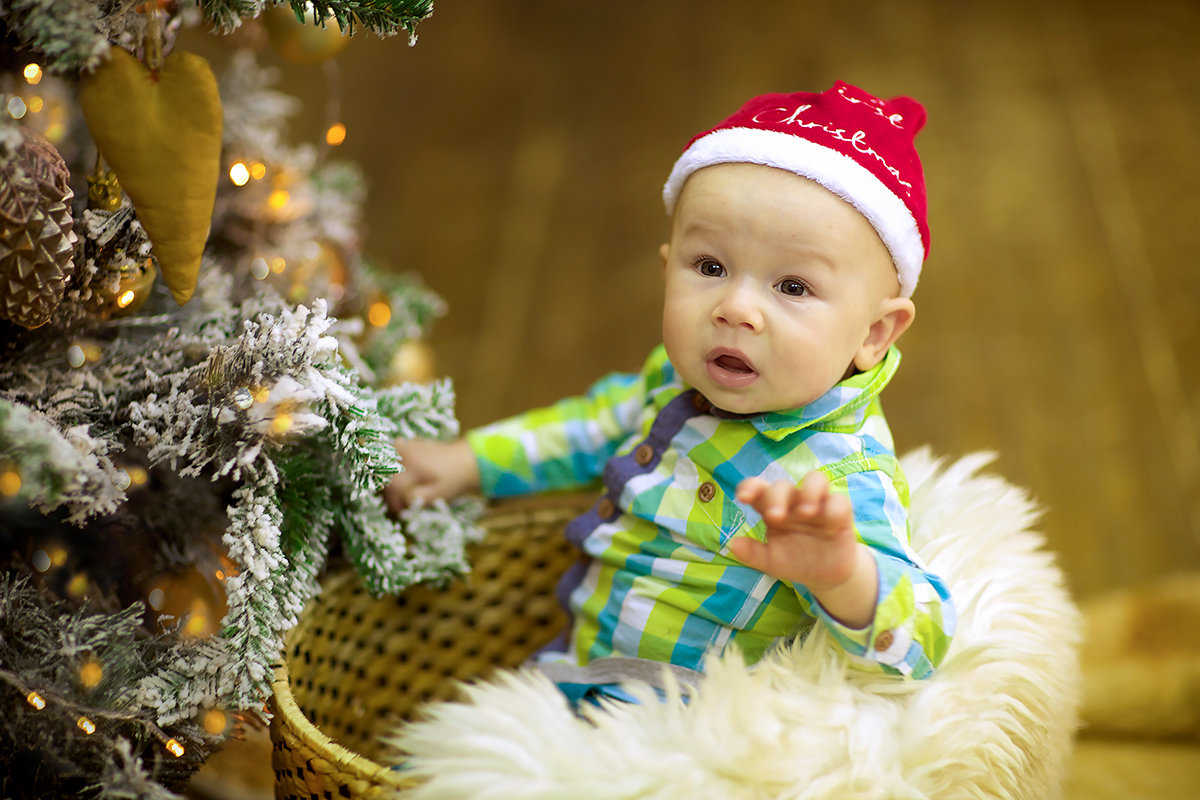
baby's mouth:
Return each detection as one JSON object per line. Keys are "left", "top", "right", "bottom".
{"left": 713, "top": 354, "right": 754, "bottom": 374}
{"left": 705, "top": 349, "right": 759, "bottom": 388}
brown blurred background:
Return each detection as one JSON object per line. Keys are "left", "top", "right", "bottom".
{"left": 276, "top": 0, "right": 1200, "bottom": 602}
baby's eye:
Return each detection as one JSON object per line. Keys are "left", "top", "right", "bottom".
{"left": 776, "top": 278, "right": 810, "bottom": 297}
{"left": 693, "top": 258, "right": 725, "bottom": 278}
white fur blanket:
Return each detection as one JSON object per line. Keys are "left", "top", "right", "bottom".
{"left": 385, "top": 450, "right": 1083, "bottom": 799}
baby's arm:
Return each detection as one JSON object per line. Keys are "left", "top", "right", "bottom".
{"left": 731, "top": 472, "right": 878, "bottom": 629}
{"left": 383, "top": 438, "right": 480, "bottom": 514}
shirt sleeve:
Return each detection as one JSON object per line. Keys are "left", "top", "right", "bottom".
{"left": 466, "top": 350, "right": 665, "bottom": 497}
{"left": 797, "top": 468, "right": 956, "bottom": 679}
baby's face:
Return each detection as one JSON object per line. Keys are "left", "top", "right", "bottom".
{"left": 661, "top": 163, "right": 901, "bottom": 415}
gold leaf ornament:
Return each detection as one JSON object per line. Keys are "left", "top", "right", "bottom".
{"left": 79, "top": 47, "right": 222, "bottom": 306}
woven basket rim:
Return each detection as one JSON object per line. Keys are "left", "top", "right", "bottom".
{"left": 271, "top": 569, "right": 418, "bottom": 791}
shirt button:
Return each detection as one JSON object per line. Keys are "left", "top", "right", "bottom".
{"left": 873, "top": 630, "right": 895, "bottom": 652}
{"left": 634, "top": 443, "right": 654, "bottom": 466}
{"left": 596, "top": 497, "right": 616, "bottom": 520}
{"left": 697, "top": 481, "right": 716, "bottom": 502}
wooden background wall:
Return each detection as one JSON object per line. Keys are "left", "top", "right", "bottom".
{"left": 275, "top": 0, "right": 1199, "bottom": 603}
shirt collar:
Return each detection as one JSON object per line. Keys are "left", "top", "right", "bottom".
{"left": 737, "top": 347, "right": 901, "bottom": 441}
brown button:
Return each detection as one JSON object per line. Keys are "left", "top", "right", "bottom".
{"left": 697, "top": 481, "right": 716, "bottom": 502}
{"left": 634, "top": 443, "right": 654, "bottom": 466}
{"left": 692, "top": 393, "right": 711, "bottom": 413}
{"left": 873, "top": 630, "right": 895, "bottom": 651}
{"left": 596, "top": 497, "right": 616, "bottom": 519}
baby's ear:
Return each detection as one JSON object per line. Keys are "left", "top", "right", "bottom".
{"left": 854, "top": 297, "right": 915, "bottom": 371}
{"left": 659, "top": 242, "right": 670, "bottom": 271}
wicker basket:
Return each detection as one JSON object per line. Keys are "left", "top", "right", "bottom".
{"left": 269, "top": 493, "right": 593, "bottom": 799}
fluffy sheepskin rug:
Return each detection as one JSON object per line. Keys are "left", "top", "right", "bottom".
{"left": 384, "top": 450, "right": 1083, "bottom": 799}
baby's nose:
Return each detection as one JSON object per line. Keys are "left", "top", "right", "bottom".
{"left": 713, "top": 285, "right": 763, "bottom": 330}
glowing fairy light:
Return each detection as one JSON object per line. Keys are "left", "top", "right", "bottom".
{"left": 26, "top": 691, "right": 45, "bottom": 710}
{"left": 27, "top": 96, "right": 43, "bottom": 113}
{"left": 269, "top": 256, "right": 286, "bottom": 274}
{"left": 271, "top": 413, "right": 294, "bottom": 436}
{"left": 232, "top": 387, "right": 253, "bottom": 410}
{"left": 23, "top": 63, "right": 42, "bottom": 84}
{"left": 0, "top": 467, "right": 20, "bottom": 497}
{"left": 203, "top": 709, "right": 228, "bottom": 735}
{"left": 116, "top": 289, "right": 137, "bottom": 308}
{"left": 66, "top": 573, "right": 90, "bottom": 598}
{"left": 7, "top": 96, "right": 27, "bottom": 119}
{"left": 325, "top": 122, "right": 347, "bottom": 146}
{"left": 113, "top": 468, "right": 132, "bottom": 491}
{"left": 165, "top": 738, "right": 185, "bottom": 757}
{"left": 250, "top": 256, "right": 270, "bottom": 280}
{"left": 128, "top": 466, "right": 149, "bottom": 486}
{"left": 77, "top": 716, "right": 96, "bottom": 735}
{"left": 147, "top": 587, "right": 165, "bottom": 611}
{"left": 229, "top": 162, "right": 251, "bottom": 186}
{"left": 250, "top": 161, "right": 267, "bottom": 180}
{"left": 79, "top": 659, "right": 104, "bottom": 689}
{"left": 184, "top": 614, "right": 210, "bottom": 637}
{"left": 66, "top": 343, "right": 86, "bottom": 368}
{"left": 368, "top": 301, "right": 391, "bottom": 328}
{"left": 268, "top": 189, "right": 290, "bottom": 210}
{"left": 32, "top": 550, "right": 50, "bottom": 572}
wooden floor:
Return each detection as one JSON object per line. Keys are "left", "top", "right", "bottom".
{"left": 287, "top": 0, "right": 1200, "bottom": 602}
{"left": 204, "top": 2, "right": 1200, "bottom": 795}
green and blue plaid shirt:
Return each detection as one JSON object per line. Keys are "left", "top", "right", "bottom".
{"left": 467, "top": 345, "right": 954, "bottom": 678}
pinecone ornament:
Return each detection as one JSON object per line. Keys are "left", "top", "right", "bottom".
{"left": 0, "top": 128, "right": 77, "bottom": 329}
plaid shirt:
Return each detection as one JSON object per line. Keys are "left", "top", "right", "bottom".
{"left": 467, "top": 345, "right": 954, "bottom": 679}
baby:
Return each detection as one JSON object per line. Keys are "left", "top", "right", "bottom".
{"left": 386, "top": 81, "right": 955, "bottom": 703}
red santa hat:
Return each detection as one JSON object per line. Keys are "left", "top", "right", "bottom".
{"left": 662, "top": 81, "right": 930, "bottom": 298}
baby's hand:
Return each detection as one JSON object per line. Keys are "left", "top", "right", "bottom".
{"left": 729, "top": 472, "right": 861, "bottom": 592}
{"left": 383, "top": 438, "right": 480, "bottom": 515}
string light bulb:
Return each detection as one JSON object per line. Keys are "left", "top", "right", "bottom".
{"left": 77, "top": 716, "right": 96, "bottom": 735}
{"left": 79, "top": 659, "right": 104, "bottom": 688}
{"left": 0, "top": 467, "right": 20, "bottom": 497}
{"left": 368, "top": 301, "right": 392, "bottom": 328}
{"left": 229, "top": 162, "right": 250, "bottom": 186}
{"left": 325, "top": 122, "right": 347, "bottom": 146}
{"left": 26, "top": 691, "right": 46, "bottom": 710}
{"left": 23, "top": 63, "right": 42, "bottom": 85}
{"left": 271, "top": 413, "right": 294, "bottom": 436}
{"left": 165, "top": 738, "right": 185, "bottom": 757}
{"left": 203, "top": 709, "right": 228, "bottom": 735}
{"left": 66, "top": 343, "right": 86, "bottom": 368}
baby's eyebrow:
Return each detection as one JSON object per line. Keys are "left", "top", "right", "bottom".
{"left": 678, "top": 218, "right": 721, "bottom": 239}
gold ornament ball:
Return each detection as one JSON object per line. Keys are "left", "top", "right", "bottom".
{"left": 284, "top": 238, "right": 348, "bottom": 304}
{"left": 96, "top": 258, "right": 158, "bottom": 318}
{"left": 262, "top": 6, "right": 350, "bottom": 64}
{"left": 389, "top": 339, "right": 437, "bottom": 384}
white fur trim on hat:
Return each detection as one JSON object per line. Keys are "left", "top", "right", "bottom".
{"left": 662, "top": 127, "right": 924, "bottom": 298}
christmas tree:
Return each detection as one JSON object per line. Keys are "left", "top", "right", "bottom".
{"left": 0, "top": 2, "right": 482, "bottom": 797}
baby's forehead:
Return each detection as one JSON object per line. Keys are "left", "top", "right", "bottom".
{"left": 673, "top": 164, "right": 869, "bottom": 230}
